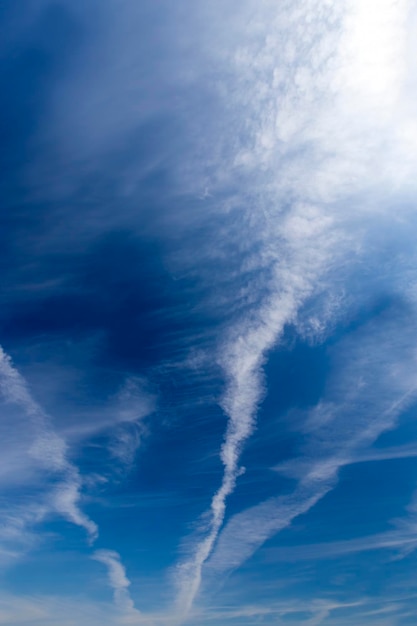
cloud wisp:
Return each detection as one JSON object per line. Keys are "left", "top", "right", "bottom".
{"left": 1, "top": 0, "right": 417, "bottom": 623}
{"left": 0, "top": 345, "right": 98, "bottom": 542}
{"left": 264, "top": 480, "right": 417, "bottom": 564}
{"left": 265, "top": 530, "right": 417, "bottom": 564}
{"left": 0, "top": 346, "right": 142, "bottom": 618}
{"left": 93, "top": 550, "right": 141, "bottom": 623}
{"left": 170, "top": 0, "right": 417, "bottom": 617}
{"left": 274, "top": 441, "right": 417, "bottom": 475}
{"left": 174, "top": 205, "right": 336, "bottom": 618}
{"left": 205, "top": 309, "right": 417, "bottom": 578}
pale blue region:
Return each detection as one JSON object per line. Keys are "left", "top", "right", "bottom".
{"left": 0, "top": 0, "right": 417, "bottom": 624}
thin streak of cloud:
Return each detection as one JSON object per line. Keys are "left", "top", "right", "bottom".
{"left": 194, "top": 597, "right": 363, "bottom": 625}
{"left": 53, "top": 474, "right": 98, "bottom": 543}
{"left": 0, "top": 345, "right": 97, "bottom": 541}
{"left": 265, "top": 531, "right": 417, "bottom": 563}
{"left": 275, "top": 442, "right": 417, "bottom": 479}
{"left": 205, "top": 313, "right": 417, "bottom": 578}
{"left": 58, "top": 374, "right": 156, "bottom": 456}
{"left": 175, "top": 205, "right": 335, "bottom": 618}
{"left": 0, "top": 346, "right": 149, "bottom": 617}
{"left": 0, "top": 590, "right": 142, "bottom": 626}
{"left": 93, "top": 550, "right": 141, "bottom": 622}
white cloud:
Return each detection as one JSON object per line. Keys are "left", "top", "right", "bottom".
{"left": 108, "top": 377, "right": 156, "bottom": 468}
{"left": 0, "top": 591, "right": 125, "bottom": 626}
{"left": 52, "top": 474, "right": 98, "bottom": 543}
{"left": 0, "top": 345, "right": 97, "bottom": 542}
{"left": 204, "top": 311, "right": 417, "bottom": 579}
{"left": 275, "top": 442, "right": 417, "bottom": 477}
{"left": 93, "top": 550, "right": 142, "bottom": 623}
{"left": 4, "top": 0, "right": 417, "bottom": 622}
{"left": 0, "top": 346, "right": 152, "bottom": 619}
{"left": 187, "top": 596, "right": 364, "bottom": 625}
{"left": 172, "top": 0, "right": 417, "bottom": 614}
{"left": 264, "top": 530, "right": 417, "bottom": 563}
{"left": 0, "top": 347, "right": 41, "bottom": 416}
{"left": 175, "top": 200, "right": 338, "bottom": 618}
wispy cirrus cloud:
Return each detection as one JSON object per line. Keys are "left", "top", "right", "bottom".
{"left": 175, "top": 203, "right": 336, "bottom": 617}
{"left": 274, "top": 442, "right": 417, "bottom": 476}
{"left": 2, "top": 0, "right": 417, "bottom": 623}
{"left": 204, "top": 309, "right": 417, "bottom": 580}
{"left": 0, "top": 590, "right": 139, "bottom": 626}
{"left": 264, "top": 531, "right": 417, "bottom": 564}
{"left": 107, "top": 376, "right": 156, "bottom": 469}
{"left": 0, "top": 345, "right": 97, "bottom": 542}
{"left": 184, "top": 595, "right": 372, "bottom": 626}
{"left": 93, "top": 550, "right": 142, "bottom": 623}
{"left": 173, "top": 0, "right": 417, "bottom": 616}
{"left": 264, "top": 480, "right": 417, "bottom": 564}
{"left": 0, "top": 346, "right": 143, "bottom": 617}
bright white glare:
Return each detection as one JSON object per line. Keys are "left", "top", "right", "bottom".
{"left": 339, "top": 0, "right": 408, "bottom": 106}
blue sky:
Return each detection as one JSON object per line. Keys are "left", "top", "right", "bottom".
{"left": 1, "top": 0, "right": 417, "bottom": 624}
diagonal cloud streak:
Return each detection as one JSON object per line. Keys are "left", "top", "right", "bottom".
{"left": 175, "top": 209, "right": 334, "bottom": 617}
{"left": 93, "top": 550, "right": 142, "bottom": 622}
{"left": 0, "top": 346, "right": 142, "bottom": 619}
{"left": 0, "top": 345, "right": 98, "bottom": 540}
{"left": 205, "top": 311, "right": 417, "bottom": 578}
{"left": 174, "top": 0, "right": 417, "bottom": 617}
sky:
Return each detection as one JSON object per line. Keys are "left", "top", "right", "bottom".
{"left": 1, "top": 0, "right": 417, "bottom": 624}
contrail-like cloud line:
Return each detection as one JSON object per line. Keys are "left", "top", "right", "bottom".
{"left": 176, "top": 270, "right": 321, "bottom": 617}
{"left": 0, "top": 346, "right": 142, "bottom": 618}
{"left": 93, "top": 550, "right": 141, "bottom": 619}
{"left": 175, "top": 199, "right": 339, "bottom": 623}
{"left": 0, "top": 346, "right": 98, "bottom": 540}
{"left": 205, "top": 313, "right": 417, "bottom": 579}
